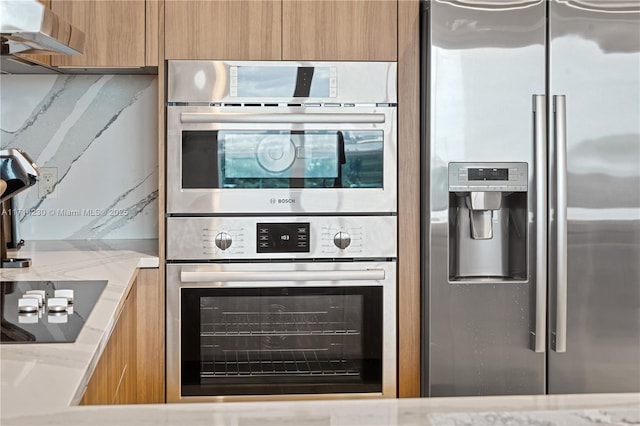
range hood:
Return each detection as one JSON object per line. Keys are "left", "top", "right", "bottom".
{"left": 0, "top": 0, "right": 85, "bottom": 56}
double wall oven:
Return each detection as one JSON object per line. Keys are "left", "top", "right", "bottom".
{"left": 165, "top": 61, "right": 397, "bottom": 402}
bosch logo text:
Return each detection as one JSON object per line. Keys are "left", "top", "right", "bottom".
{"left": 270, "top": 198, "right": 296, "bottom": 204}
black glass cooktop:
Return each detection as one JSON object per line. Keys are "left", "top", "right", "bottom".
{"left": 1, "top": 280, "right": 107, "bottom": 344}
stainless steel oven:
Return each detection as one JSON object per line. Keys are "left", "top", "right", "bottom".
{"left": 165, "top": 60, "right": 397, "bottom": 402}
{"left": 166, "top": 60, "right": 397, "bottom": 215}
{"left": 166, "top": 216, "right": 397, "bottom": 402}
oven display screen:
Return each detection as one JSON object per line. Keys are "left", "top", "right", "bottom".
{"left": 257, "top": 223, "right": 310, "bottom": 253}
{"left": 235, "top": 66, "right": 331, "bottom": 98}
{"left": 468, "top": 168, "right": 508, "bottom": 181}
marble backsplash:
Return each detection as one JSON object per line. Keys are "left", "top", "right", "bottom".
{"left": 0, "top": 74, "right": 158, "bottom": 240}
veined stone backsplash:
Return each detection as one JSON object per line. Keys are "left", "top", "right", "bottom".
{"left": 0, "top": 74, "right": 158, "bottom": 240}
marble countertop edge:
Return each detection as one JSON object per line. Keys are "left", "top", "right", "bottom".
{"left": 2, "top": 393, "right": 639, "bottom": 426}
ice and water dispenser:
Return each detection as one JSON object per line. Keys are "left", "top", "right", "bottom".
{"left": 448, "top": 163, "right": 528, "bottom": 281}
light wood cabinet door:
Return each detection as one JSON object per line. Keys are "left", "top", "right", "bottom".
{"left": 81, "top": 283, "right": 136, "bottom": 405}
{"left": 145, "top": 0, "right": 159, "bottom": 66}
{"left": 135, "top": 268, "right": 164, "bottom": 403}
{"left": 165, "top": 0, "right": 282, "bottom": 60}
{"left": 78, "top": 338, "right": 111, "bottom": 405}
{"left": 282, "top": 0, "right": 397, "bottom": 61}
{"left": 113, "top": 283, "right": 137, "bottom": 404}
{"left": 51, "top": 0, "right": 146, "bottom": 68}
{"left": 80, "top": 269, "right": 163, "bottom": 405}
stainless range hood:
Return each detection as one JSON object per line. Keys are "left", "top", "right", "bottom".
{"left": 0, "top": 0, "right": 85, "bottom": 56}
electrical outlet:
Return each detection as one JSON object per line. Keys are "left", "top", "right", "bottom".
{"left": 38, "top": 167, "right": 58, "bottom": 199}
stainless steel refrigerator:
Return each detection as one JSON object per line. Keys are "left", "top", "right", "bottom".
{"left": 421, "top": 0, "right": 640, "bottom": 396}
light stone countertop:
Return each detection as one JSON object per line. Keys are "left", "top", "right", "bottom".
{"left": 1, "top": 240, "right": 639, "bottom": 426}
{"left": 0, "top": 239, "right": 159, "bottom": 423}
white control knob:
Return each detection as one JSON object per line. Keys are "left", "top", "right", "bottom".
{"left": 23, "top": 293, "right": 43, "bottom": 308}
{"left": 18, "top": 298, "right": 39, "bottom": 314}
{"left": 25, "top": 290, "right": 45, "bottom": 307}
{"left": 214, "top": 232, "right": 233, "bottom": 251}
{"left": 55, "top": 289, "right": 74, "bottom": 305}
{"left": 333, "top": 232, "right": 351, "bottom": 250}
{"left": 47, "top": 297, "right": 68, "bottom": 314}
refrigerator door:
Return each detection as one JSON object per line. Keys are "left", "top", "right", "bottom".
{"left": 548, "top": 0, "right": 640, "bottom": 393}
{"left": 423, "top": 0, "right": 546, "bottom": 396}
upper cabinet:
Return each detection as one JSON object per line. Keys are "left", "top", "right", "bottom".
{"left": 164, "top": 0, "right": 282, "bottom": 60}
{"left": 164, "top": 0, "right": 397, "bottom": 61}
{"left": 282, "top": 0, "right": 397, "bottom": 61}
{"left": 50, "top": 0, "right": 148, "bottom": 68}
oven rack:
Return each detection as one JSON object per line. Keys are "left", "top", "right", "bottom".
{"left": 200, "top": 349, "right": 360, "bottom": 378}
{"left": 200, "top": 311, "right": 360, "bottom": 337}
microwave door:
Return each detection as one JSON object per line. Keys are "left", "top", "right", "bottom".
{"left": 166, "top": 106, "right": 397, "bottom": 215}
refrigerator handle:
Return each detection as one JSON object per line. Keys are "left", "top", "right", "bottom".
{"left": 533, "top": 94, "right": 547, "bottom": 353}
{"left": 553, "top": 95, "right": 568, "bottom": 353}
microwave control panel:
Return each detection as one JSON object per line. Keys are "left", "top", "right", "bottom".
{"left": 166, "top": 216, "right": 397, "bottom": 260}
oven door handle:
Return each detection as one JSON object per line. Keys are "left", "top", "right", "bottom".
{"left": 180, "top": 269, "right": 386, "bottom": 283}
{"left": 180, "top": 112, "right": 386, "bottom": 124}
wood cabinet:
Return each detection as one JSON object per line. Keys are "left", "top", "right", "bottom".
{"left": 134, "top": 268, "right": 164, "bottom": 403}
{"left": 112, "top": 282, "right": 137, "bottom": 404}
{"left": 282, "top": 0, "right": 397, "bottom": 61}
{"left": 165, "top": 0, "right": 397, "bottom": 61}
{"left": 397, "top": 0, "right": 420, "bottom": 397}
{"left": 165, "top": 0, "right": 282, "bottom": 60}
{"left": 146, "top": 0, "right": 159, "bottom": 67}
{"left": 50, "top": 0, "right": 148, "bottom": 68}
{"left": 81, "top": 268, "right": 164, "bottom": 405}
{"left": 81, "top": 282, "right": 136, "bottom": 405}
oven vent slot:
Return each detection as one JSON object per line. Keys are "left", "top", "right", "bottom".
{"left": 167, "top": 102, "right": 396, "bottom": 108}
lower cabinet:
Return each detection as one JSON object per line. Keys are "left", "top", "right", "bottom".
{"left": 80, "top": 268, "right": 163, "bottom": 405}
{"left": 134, "top": 267, "right": 164, "bottom": 404}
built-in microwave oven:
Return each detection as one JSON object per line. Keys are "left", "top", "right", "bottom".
{"left": 166, "top": 61, "right": 397, "bottom": 215}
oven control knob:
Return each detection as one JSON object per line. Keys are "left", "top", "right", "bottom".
{"left": 333, "top": 232, "right": 351, "bottom": 250}
{"left": 214, "top": 232, "right": 233, "bottom": 251}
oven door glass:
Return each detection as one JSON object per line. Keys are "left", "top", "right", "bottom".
{"left": 180, "top": 286, "right": 382, "bottom": 396}
{"left": 181, "top": 130, "right": 383, "bottom": 189}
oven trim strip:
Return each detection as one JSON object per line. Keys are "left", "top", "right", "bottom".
{"left": 181, "top": 112, "right": 386, "bottom": 124}
{"left": 181, "top": 268, "right": 386, "bottom": 283}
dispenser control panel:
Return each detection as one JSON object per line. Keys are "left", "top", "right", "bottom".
{"left": 449, "top": 162, "right": 528, "bottom": 192}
